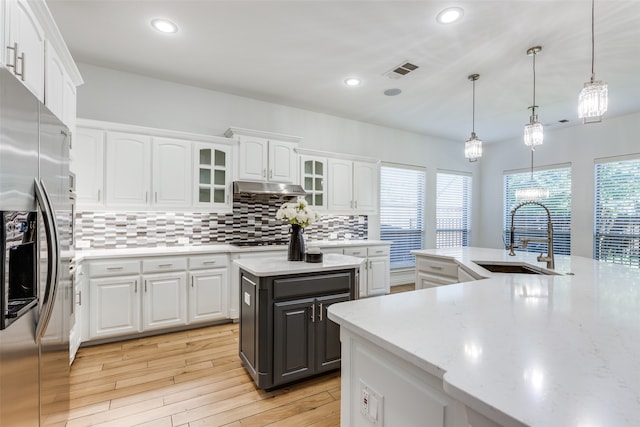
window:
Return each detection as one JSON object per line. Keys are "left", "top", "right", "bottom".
{"left": 503, "top": 166, "right": 571, "bottom": 255}
{"left": 594, "top": 156, "right": 640, "bottom": 267}
{"left": 436, "top": 172, "right": 472, "bottom": 248}
{"left": 436, "top": 172, "right": 471, "bottom": 248}
{"left": 380, "top": 165, "right": 425, "bottom": 269}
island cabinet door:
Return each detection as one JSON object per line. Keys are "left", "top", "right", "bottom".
{"left": 315, "top": 293, "right": 350, "bottom": 373}
{"left": 273, "top": 298, "right": 315, "bottom": 386}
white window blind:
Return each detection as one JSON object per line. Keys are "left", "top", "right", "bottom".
{"left": 380, "top": 165, "right": 425, "bottom": 269}
{"left": 503, "top": 166, "right": 571, "bottom": 255}
{"left": 595, "top": 157, "right": 640, "bottom": 267}
{"left": 436, "top": 172, "right": 472, "bottom": 248}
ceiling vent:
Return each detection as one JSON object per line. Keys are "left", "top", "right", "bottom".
{"left": 384, "top": 61, "right": 419, "bottom": 79}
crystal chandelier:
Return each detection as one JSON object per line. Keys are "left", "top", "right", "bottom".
{"left": 578, "top": 0, "right": 608, "bottom": 123}
{"left": 464, "top": 73, "right": 482, "bottom": 162}
{"left": 516, "top": 150, "right": 549, "bottom": 201}
{"left": 524, "top": 46, "right": 543, "bottom": 149}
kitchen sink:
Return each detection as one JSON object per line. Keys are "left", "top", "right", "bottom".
{"left": 473, "top": 261, "right": 559, "bottom": 275}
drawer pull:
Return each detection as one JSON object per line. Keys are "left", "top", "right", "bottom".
{"left": 107, "top": 266, "right": 124, "bottom": 271}
{"left": 375, "top": 250, "right": 383, "bottom": 254}
{"left": 158, "top": 264, "right": 172, "bottom": 268}
{"left": 203, "top": 261, "right": 217, "bottom": 265}
{"left": 352, "top": 251, "right": 361, "bottom": 255}
{"left": 430, "top": 266, "right": 443, "bottom": 270}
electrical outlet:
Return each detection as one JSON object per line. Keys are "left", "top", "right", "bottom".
{"left": 360, "top": 380, "right": 383, "bottom": 426}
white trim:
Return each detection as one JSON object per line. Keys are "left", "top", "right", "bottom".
{"left": 504, "top": 162, "right": 572, "bottom": 175}
{"left": 224, "top": 127, "right": 302, "bottom": 144}
{"left": 436, "top": 168, "right": 471, "bottom": 177}
{"left": 77, "top": 118, "right": 237, "bottom": 146}
{"left": 295, "top": 147, "right": 380, "bottom": 164}
{"left": 594, "top": 152, "right": 640, "bottom": 164}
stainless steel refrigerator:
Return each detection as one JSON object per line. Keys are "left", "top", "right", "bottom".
{"left": 0, "top": 67, "right": 73, "bottom": 426}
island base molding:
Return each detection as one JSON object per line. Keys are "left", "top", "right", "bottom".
{"left": 339, "top": 328, "right": 502, "bottom": 427}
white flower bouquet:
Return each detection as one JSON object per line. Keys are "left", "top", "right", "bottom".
{"left": 276, "top": 197, "right": 319, "bottom": 228}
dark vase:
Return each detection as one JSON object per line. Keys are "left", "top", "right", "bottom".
{"left": 288, "top": 224, "right": 305, "bottom": 261}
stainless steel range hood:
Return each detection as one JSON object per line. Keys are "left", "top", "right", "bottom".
{"left": 233, "top": 181, "right": 306, "bottom": 198}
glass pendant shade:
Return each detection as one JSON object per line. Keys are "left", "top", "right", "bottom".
{"left": 516, "top": 187, "right": 549, "bottom": 201}
{"left": 578, "top": 80, "right": 608, "bottom": 123}
{"left": 465, "top": 132, "right": 482, "bottom": 162}
{"left": 524, "top": 117, "right": 543, "bottom": 148}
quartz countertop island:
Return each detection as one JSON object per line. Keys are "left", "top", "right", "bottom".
{"left": 328, "top": 247, "right": 640, "bottom": 427}
{"left": 233, "top": 253, "right": 364, "bottom": 276}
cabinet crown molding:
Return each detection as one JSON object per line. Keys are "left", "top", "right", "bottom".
{"left": 224, "top": 127, "right": 302, "bottom": 144}
{"left": 77, "top": 118, "right": 236, "bottom": 146}
{"left": 296, "top": 147, "right": 380, "bottom": 164}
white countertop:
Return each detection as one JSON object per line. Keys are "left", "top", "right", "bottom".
{"left": 233, "top": 253, "right": 364, "bottom": 276}
{"left": 328, "top": 247, "right": 640, "bottom": 427}
{"left": 75, "top": 239, "right": 389, "bottom": 261}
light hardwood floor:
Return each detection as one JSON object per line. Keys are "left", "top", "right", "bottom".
{"left": 45, "top": 284, "right": 413, "bottom": 427}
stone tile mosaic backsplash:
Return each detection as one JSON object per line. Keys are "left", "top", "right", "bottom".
{"left": 75, "top": 195, "right": 368, "bottom": 249}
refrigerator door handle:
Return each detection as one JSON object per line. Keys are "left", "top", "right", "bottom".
{"left": 34, "top": 178, "right": 61, "bottom": 342}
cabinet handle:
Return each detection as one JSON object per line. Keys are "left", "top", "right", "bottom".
{"left": 269, "top": 169, "right": 273, "bottom": 179}
{"left": 145, "top": 192, "right": 148, "bottom": 203}
{"left": 107, "top": 266, "right": 124, "bottom": 270}
{"left": 78, "top": 290, "right": 82, "bottom": 306}
{"left": 144, "top": 280, "right": 148, "bottom": 292}
{"left": 352, "top": 251, "right": 361, "bottom": 255}
{"left": 311, "top": 304, "right": 315, "bottom": 323}
{"left": 262, "top": 169, "right": 266, "bottom": 178}
{"left": 191, "top": 276, "right": 194, "bottom": 288}
{"left": 97, "top": 189, "right": 101, "bottom": 202}
{"left": 354, "top": 200, "right": 358, "bottom": 209}
{"left": 430, "top": 266, "right": 443, "bottom": 270}
{"left": 319, "top": 303, "right": 323, "bottom": 321}
{"left": 369, "top": 261, "right": 372, "bottom": 269}
{"left": 350, "top": 200, "right": 353, "bottom": 209}
{"left": 203, "top": 261, "right": 217, "bottom": 265}
{"left": 6, "top": 43, "right": 17, "bottom": 71}
{"left": 158, "top": 263, "right": 172, "bottom": 268}
{"left": 16, "top": 51, "right": 25, "bottom": 80}
{"left": 155, "top": 192, "right": 158, "bottom": 203}
{"left": 134, "top": 280, "right": 138, "bottom": 293}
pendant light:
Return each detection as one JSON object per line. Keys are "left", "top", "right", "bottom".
{"left": 515, "top": 150, "right": 549, "bottom": 201}
{"left": 464, "top": 74, "right": 482, "bottom": 162}
{"left": 578, "top": 0, "right": 608, "bottom": 123}
{"left": 524, "top": 46, "right": 543, "bottom": 149}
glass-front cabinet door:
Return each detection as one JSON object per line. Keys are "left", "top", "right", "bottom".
{"left": 194, "top": 143, "right": 232, "bottom": 211}
{"left": 300, "top": 155, "right": 326, "bottom": 210}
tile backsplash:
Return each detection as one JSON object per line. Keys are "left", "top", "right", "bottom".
{"left": 75, "top": 195, "right": 367, "bottom": 249}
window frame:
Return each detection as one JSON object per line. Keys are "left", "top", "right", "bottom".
{"left": 436, "top": 170, "right": 472, "bottom": 249}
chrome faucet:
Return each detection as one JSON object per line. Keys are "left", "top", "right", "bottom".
{"left": 507, "top": 200, "right": 555, "bottom": 269}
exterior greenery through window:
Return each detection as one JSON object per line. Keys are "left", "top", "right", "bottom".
{"left": 379, "top": 165, "right": 425, "bottom": 269}
{"left": 595, "top": 157, "right": 640, "bottom": 267}
{"left": 436, "top": 172, "right": 472, "bottom": 248}
{"left": 503, "top": 166, "right": 572, "bottom": 255}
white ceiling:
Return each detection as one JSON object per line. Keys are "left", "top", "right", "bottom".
{"left": 47, "top": 0, "right": 640, "bottom": 143}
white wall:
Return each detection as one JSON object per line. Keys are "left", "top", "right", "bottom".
{"left": 75, "top": 63, "right": 479, "bottom": 247}
{"left": 477, "top": 111, "right": 640, "bottom": 257}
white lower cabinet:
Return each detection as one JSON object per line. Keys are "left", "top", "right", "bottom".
{"left": 85, "top": 254, "right": 228, "bottom": 342}
{"left": 414, "top": 255, "right": 461, "bottom": 289}
{"left": 342, "top": 245, "right": 390, "bottom": 298}
{"left": 188, "top": 254, "right": 229, "bottom": 323}
{"left": 142, "top": 272, "right": 188, "bottom": 331}
{"left": 89, "top": 275, "right": 141, "bottom": 339}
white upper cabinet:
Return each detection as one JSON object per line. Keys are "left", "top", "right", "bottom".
{"left": 327, "top": 158, "right": 378, "bottom": 214}
{"left": 225, "top": 127, "right": 301, "bottom": 184}
{"left": 72, "top": 127, "right": 105, "bottom": 208}
{"left": 194, "top": 142, "right": 232, "bottom": 211}
{"left": 299, "top": 155, "right": 327, "bottom": 210}
{"left": 152, "top": 137, "right": 192, "bottom": 207}
{"left": 105, "top": 132, "right": 152, "bottom": 207}
{"left": 328, "top": 158, "right": 353, "bottom": 211}
{"left": 353, "top": 161, "right": 378, "bottom": 213}
{"left": 4, "top": 0, "right": 45, "bottom": 101}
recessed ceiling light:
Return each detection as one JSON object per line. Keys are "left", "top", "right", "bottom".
{"left": 151, "top": 18, "right": 178, "bottom": 34}
{"left": 436, "top": 7, "right": 464, "bottom": 24}
{"left": 344, "top": 77, "right": 362, "bottom": 87}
